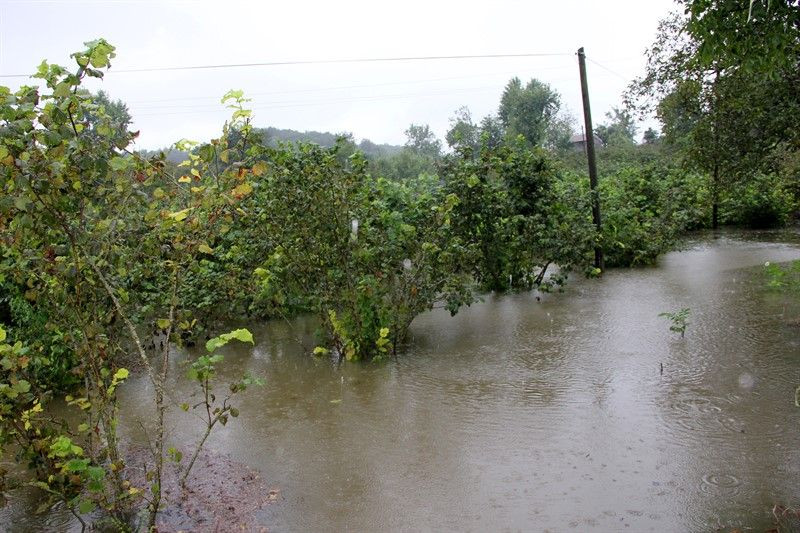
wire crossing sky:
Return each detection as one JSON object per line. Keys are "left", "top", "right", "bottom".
{"left": 0, "top": 0, "right": 675, "bottom": 148}
{"left": 0, "top": 52, "right": 577, "bottom": 78}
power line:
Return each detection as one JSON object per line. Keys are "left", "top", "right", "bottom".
{"left": 0, "top": 52, "right": 572, "bottom": 78}
{"left": 130, "top": 71, "right": 581, "bottom": 118}
{"left": 133, "top": 85, "right": 511, "bottom": 117}
{"left": 586, "top": 57, "right": 630, "bottom": 82}
{"left": 127, "top": 65, "right": 576, "bottom": 107}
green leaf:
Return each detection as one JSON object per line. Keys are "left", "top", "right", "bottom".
{"left": 0, "top": 327, "right": 6, "bottom": 343}
{"left": 222, "top": 89, "right": 244, "bottom": 103}
{"left": 66, "top": 458, "right": 89, "bottom": 472}
{"left": 205, "top": 328, "right": 254, "bottom": 352}
{"left": 53, "top": 82, "right": 72, "bottom": 98}
{"left": 252, "top": 161, "right": 267, "bottom": 176}
{"left": 86, "top": 466, "right": 106, "bottom": 480}
{"left": 13, "top": 380, "right": 31, "bottom": 394}
{"left": 232, "top": 182, "right": 253, "bottom": 197}
{"left": 50, "top": 436, "right": 82, "bottom": 458}
{"left": 156, "top": 318, "right": 171, "bottom": 329}
{"left": 109, "top": 156, "right": 130, "bottom": 171}
{"left": 78, "top": 500, "right": 95, "bottom": 514}
{"left": 198, "top": 244, "right": 214, "bottom": 255}
{"left": 167, "top": 208, "right": 191, "bottom": 222}
{"left": 198, "top": 144, "right": 215, "bottom": 162}
{"left": 87, "top": 39, "right": 115, "bottom": 68}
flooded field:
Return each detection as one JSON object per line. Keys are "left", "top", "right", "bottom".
{"left": 4, "top": 230, "right": 800, "bottom": 532}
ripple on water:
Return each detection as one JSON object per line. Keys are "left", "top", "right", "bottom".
{"left": 662, "top": 393, "right": 730, "bottom": 441}
{"left": 700, "top": 473, "right": 742, "bottom": 497}
{"left": 716, "top": 414, "right": 787, "bottom": 440}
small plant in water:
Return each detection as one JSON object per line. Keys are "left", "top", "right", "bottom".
{"left": 764, "top": 260, "right": 800, "bottom": 291}
{"left": 178, "top": 328, "right": 263, "bottom": 489}
{"left": 659, "top": 308, "right": 690, "bottom": 338}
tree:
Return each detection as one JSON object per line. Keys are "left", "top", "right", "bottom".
{"left": 627, "top": 10, "right": 800, "bottom": 228}
{"left": 404, "top": 123, "right": 442, "bottom": 158}
{"left": 543, "top": 111, "right": 575, "bottom": 152}
{"left": 479, "top": 114, "right": 505, "bottom": 151}
{"left": 681, "top": 0, "right": 800, "bottom": 74}
{"left": 0, "top": 41, "right": 261, "bottom": 529}
{"left": 642, "top": 127, "right": 661, "bottom": 144}
{"left": 88, "top": 90, "right": 132, "bottom": 146}
{"left": 442, "top": 140, "right": 583, "bottom": 292}
{"left": 595, "top": 107, "right": 637, "bottom": 147}
{"left": 245, "top": 142, "right": 474, "bottom": 360}
{"left": 498, "top": 77, "right": 561, "bottom": 147}
{"left": 445, "top": 106, "right": 480, "bottom": 153}
{"left": 371, "top": 148, "right": 438, "bottom": 180}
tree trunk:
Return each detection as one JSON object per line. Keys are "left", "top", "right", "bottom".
{"left": 712, "top": 162, "right": 720, "bottom": 230}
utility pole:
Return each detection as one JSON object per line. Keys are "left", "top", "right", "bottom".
{"left": 577, "top": 47, "right": 604, "bottom": 272}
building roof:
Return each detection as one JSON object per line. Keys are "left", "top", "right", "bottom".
{"left": 569, "top": 133, "right": 603, "bottom": 144}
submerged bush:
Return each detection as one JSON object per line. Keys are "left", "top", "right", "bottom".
{"left": 722, "top": 173, "right": 795, "bottom": 229}
{"left": 442, "top": 141, "right": 585, "bottom": 293}
{"left": 599, "top": 164, "right": 708, "bottom": 267}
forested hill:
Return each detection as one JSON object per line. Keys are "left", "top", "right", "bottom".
{"left": 140, "top": 126, "right": 404, "bottom": 162}
{"left": 260, "top": 127, "right": 404, "bottom": 157}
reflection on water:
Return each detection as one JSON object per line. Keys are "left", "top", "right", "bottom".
{"left": 3, "top": 230, "right": 800, "bottom": 531}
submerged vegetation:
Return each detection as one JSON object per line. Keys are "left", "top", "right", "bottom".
{"left": 0, "top": 0, "right": 797, "bottom": 529}
{"left": 659, "top": 308, "right": 691, "bottom": 338}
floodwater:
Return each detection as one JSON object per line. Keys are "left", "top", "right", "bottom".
{"left": 4, "top": 230, "right": 800, "bottom": 532}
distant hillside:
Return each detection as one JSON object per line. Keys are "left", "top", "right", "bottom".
{"left": 259, "top": 127, "right": 403, "bottom": 158}
{"left": 139, "top": 127, "right": 404, "bottom": 162}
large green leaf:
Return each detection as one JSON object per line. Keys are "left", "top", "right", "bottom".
{"left": 205, "top": 328, "right": 254, "bottom": 353}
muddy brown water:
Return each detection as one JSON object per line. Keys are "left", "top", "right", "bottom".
{"left": 3, "top": 230, "right": 800, "bottom": 532}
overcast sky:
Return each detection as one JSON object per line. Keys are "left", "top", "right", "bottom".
{"left": 0, "top": 0, "right": 676, "bottom": 150}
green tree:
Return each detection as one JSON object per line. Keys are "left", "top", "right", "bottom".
{"left": 404, "top": 123, "right": 442, "bottom": 158}
{"left": 544, "top": 111, "right": 575, "bottom": 152}
{"left": 681, "top": 0, "right": 800, "bottom": 74}
{"left": 479, "top": 114, "right": 505, "bottom": 150}
{"left": 595, "top": 107, "right": 637, "bottom": 147}
{"left": 245, "top": 142, "right": 473, "bottom": 360}
{"left": 498, "top": 77, "right": 561, "bottom": 147}
{"left": 84, "top": 90, "right": 133, "bottom": 147}
{"left": 628, "top": 10, "right": 799, "bottom": 228}
{"left": 642, "top": 127, "right": 661, "bottom": 144}
{"left": 445, "top": 106, "right": 480, "bottom": 153}
{"left": 442, "top": 140, "right": 584, "bottom": 292}
{"left": 0, "top": 41, "right": 260, "bottom": 529}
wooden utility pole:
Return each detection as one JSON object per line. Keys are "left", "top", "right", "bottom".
{"left": 577, "top": 47, "right": 604, "bottom": 271}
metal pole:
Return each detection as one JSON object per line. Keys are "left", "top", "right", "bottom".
{"left": 577, "top": 47, "right": 604, "bottom": 271}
